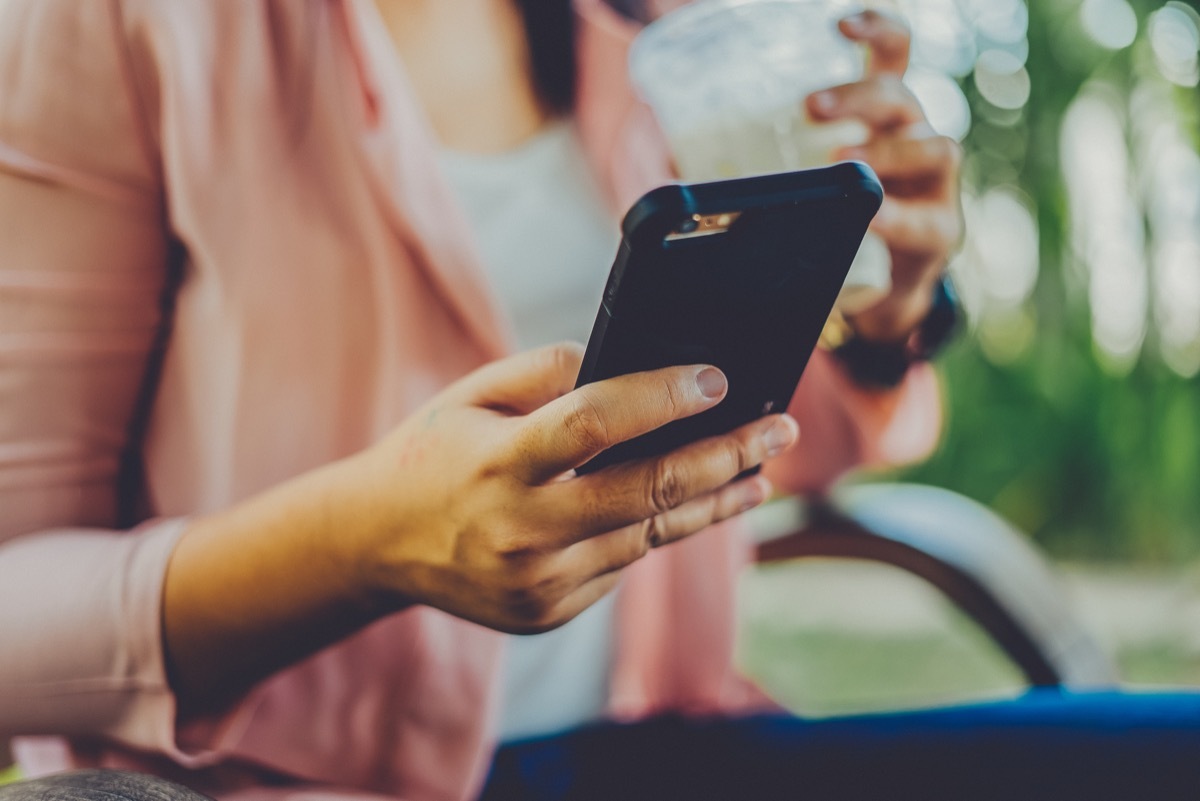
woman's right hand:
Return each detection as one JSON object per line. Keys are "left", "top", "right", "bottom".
{"left": 165, "top": 342, "right": 797, "bottom": 713}
{"left": 341, "top": 342, "right": 798, "bottom": 633}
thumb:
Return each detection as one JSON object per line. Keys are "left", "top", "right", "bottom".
{"left": 446, "top": 342, "right": 586, "bottom": 415}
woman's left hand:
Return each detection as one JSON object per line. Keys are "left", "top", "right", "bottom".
{"left": 806, "top": 10, "right": 963, "bottom": 344}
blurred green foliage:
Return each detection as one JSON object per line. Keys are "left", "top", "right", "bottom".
{"left": 895, "top": 0, "right": 1200, "bottom": 562}
{"left": 905, "top": 337, "right": 1200, "bottom": 561}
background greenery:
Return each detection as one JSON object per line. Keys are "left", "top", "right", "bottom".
{"left": 890, "top": 0, "right": 1200, "bottom": 562}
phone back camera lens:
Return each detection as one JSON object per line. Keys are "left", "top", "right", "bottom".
{"left": 677, "top": 215, "right": 699, "bottom": 233}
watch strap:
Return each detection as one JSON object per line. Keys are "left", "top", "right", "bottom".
{"left": 829, "top": 273, "right": 961, "bottom": 389}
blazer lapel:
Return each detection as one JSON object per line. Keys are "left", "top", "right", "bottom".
{"left": 333, "top": 0, "right": 516, "bottom": 362}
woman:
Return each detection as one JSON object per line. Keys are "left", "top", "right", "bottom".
{"left": 0, "top": 0, "right": 969, "bottom": 798}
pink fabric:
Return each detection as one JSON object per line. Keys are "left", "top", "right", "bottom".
{"left": 0, "top": 1, "right": 940, "bottom": 799}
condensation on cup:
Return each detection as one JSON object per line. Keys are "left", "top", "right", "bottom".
{"left": 630, "top": 0, "right": 891, "bottom": 314}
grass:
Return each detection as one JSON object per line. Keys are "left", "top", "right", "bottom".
{"left": 736, "top": 560, "right": 1027, "bottom": 716}
{"left": 739, "top": 629, "right": 1025, "bottom": 717}
{"left": 736, "top": 559, "right": 1200, "bottom": 716}
{"left": 1119, "top": 643, "right": 1200, "bottom": 688}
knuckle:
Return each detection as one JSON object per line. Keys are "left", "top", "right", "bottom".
{"left": 639, "top": 517, "right": 666, "bottom": 552}
{"left": 647, "top": 461, "right": 688, "bottom": 514}
{"left": 495, "top": 540, "right": 539, "bottom": 577}
{"left": 730, "top": 432, "right": 757, "bottom": 475}
{"left": 863, "top": 77, "right": 914, "bottom": 127}
{"left": 504, "top": 567, "right": 565, "bottom": 623}
{"left": 491, "top": 524, "right": 564, "bottom": 574}
{"left": 546, "top": 342, "right": 583, "bottom": 384}
{"left": 547, "top": 342, "right": 572, "bottom": 370}
{"left": 656, "top": 373, "right": 683, "bottom": 419}
{"left": 825, "top": 83, "right": 852, "bottom": 104}
{"left": 563, "top": 394, "right": 611, "bottom": 454}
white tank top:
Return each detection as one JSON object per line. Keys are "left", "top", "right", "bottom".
{"left": 439, "top": 120, "right": 621, "bottom": 741}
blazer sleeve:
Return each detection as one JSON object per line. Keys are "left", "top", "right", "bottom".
{"left": 764, "top": 350, "right": 943, "bottom": 494}
{"left": 0, "top": 0, "right": 189, "bottom": 752}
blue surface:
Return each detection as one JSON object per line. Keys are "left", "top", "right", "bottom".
{"left": 480, "top": 690, "right": 1200, "bottom": 800}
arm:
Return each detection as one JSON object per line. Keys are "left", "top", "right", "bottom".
{"left": 766, "top": 11, "right": 961, "bottom": 493}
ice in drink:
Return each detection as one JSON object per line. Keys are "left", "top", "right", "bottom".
{"left": 630, "top": 0, "right": 892, "bottom": 313}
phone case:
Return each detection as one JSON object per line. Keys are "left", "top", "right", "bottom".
{"left": 574, "top": 162, "right": 883, "bottom": 474}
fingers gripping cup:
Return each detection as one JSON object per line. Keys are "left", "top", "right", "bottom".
{"left": 630, "top": 0, "right": 891, "bottom": 314}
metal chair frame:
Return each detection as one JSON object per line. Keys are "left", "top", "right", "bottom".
{"left": 752, "top": 483, "right": 1119, "bottom": 689}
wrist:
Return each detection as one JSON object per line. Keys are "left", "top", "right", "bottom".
{"left": 844, "top": 272, "right": 940, "bottom": 345}
{"left": 324, "top": 449, "right": 423, "bottom": 616}
{"left": 163, "top": 457, "right": 404, "bottom": 713}
{"left": 825, "top": 273, "right": 960, "bottom": 389}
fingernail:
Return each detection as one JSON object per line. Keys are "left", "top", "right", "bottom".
{"left": 738, "top": 479, "right": 769, "bottom": 513}
{"left": 696, "top": 367, "right": 727, "bottom": 400}
{"left": 763, "top": 418, "right": 797, "bottom": 457}
{"left": 809, "top": 91, "right": 837, "bottom": 116}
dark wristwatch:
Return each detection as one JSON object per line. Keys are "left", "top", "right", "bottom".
{"left": 827, "top": 274, "right": 961, "bottom": 389}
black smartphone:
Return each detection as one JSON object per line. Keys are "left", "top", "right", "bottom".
{"left": 573, "top": 161, "right": 883, "bottom": 474}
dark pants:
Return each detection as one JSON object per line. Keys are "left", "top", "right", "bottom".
{"left": 481, "top": 690, "right": 1200, "bottom": 801}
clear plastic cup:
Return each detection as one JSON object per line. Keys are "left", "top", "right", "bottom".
{"left": 630, "top": 0, "right": 891, "bottom": 314}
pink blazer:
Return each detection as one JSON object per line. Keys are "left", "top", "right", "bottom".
{"left": 0, "top": 1, "right": 940, "bottom": 799}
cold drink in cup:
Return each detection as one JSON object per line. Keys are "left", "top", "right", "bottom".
{"left": 630, "top": 0, "right": 892, "bottom": 313}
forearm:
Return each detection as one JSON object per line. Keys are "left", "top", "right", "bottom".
{"left": 163, "top": 456, "right": 396, "bottom": 719}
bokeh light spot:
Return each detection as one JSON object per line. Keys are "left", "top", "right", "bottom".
{"left": 963, "top": 0, "right": 1029, "bottom": 45}
{"left": 974, "top": 49, "right": 1031, "bottom": 110}
{"left": 1080, "top": 0, "right": 1138, "bottom": 50}
{"left": 1149, "top": 3, "right": 1200, "bottom": 87}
